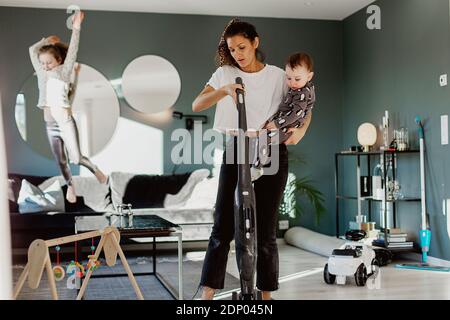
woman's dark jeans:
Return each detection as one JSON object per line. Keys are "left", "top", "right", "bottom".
{"left": 200, "top": 140, "right": 289, "bottom": 291}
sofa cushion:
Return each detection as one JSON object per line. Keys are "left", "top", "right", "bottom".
{"left": 17, "top": 179, "right": 65, "bottom": 214}
{"left": 109, "top": 172, "right": 191, "bottom": 209}
{"left": 182, "top": 176, "right": 219, "bottom": 209}
{"left": 8, "top": 173, "right": 52, "bottom": 212}
{"left": 39, "top": 176, "right": 113, "bottom": 213}
{"left": 163, "top": 169, "right": 210, "bottom": 208}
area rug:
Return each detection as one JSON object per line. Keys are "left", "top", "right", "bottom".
{"left": 13, "top": 256, "right": 241, "bottom": 300}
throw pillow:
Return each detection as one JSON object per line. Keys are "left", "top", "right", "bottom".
{"left": 7, "top": 174, "right": 52, "bottom": 213}
{"left": 164, "top": 169, "right": 210, "bottom": 208}
{"left": 17, "top": 179, "right": 65, "bottom": 214}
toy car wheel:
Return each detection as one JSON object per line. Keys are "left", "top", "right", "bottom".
{"left": 323, "top": 263, "right": 336, "bottom": 284}
{"left": 355, "top": 263, "right": 367, "bottom": 286}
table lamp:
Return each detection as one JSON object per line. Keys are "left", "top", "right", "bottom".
{"left": 357, "top": 122, "right": 377, "bottom": 152}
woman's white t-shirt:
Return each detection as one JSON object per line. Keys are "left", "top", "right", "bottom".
{"left": 207, "top": 64, "right": 287, "bottom": 133}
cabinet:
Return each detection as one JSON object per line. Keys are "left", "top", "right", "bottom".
{"left": 334, "top": 150, "right": 420, "bottom": 250}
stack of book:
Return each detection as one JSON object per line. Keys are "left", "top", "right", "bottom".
{"left": 372, "top": 228, "right": 414, "bottom": 249}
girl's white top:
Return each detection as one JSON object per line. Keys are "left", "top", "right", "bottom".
{"left": 29, "top": 28, "right": 80, "bottom": 109}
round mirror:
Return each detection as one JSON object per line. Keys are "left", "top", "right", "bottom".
{"left": 15, "top": 64, "right": 120, "bottom": 159}
{"left": 121, "top": 55, "right": 181, "bottom": 114}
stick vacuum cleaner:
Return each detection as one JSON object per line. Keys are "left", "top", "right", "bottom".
{"left": 231, "top": 77, "right": 261, "bottom": 300}
{"left": 396, "top": 116, "right": 450, "bottom": 272}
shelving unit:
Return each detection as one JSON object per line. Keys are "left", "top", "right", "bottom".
{"left": 335, "top": 150, "right": 420, "bottom": 251}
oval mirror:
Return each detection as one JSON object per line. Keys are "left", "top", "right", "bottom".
{"left": 121, "top": 55, "right": 181, "bottom": 114}
{"left": 15, "top": 64, "right": 120, "bottom": 159}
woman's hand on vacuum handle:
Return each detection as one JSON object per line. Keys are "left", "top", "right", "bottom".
{"left": 192, "top": 83, "right": 243, "bottom": 112}
{"left": 221, "top": 83, "right": 244, "bottom": 103}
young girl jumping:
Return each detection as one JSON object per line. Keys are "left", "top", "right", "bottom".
{"left": 29, "top": 11, "right": 107, "bottom": 203}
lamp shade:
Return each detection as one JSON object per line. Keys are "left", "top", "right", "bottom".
{"left": 357, "top": 122, "right": 377, "bottom": 148}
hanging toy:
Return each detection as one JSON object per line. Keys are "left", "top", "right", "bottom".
{"left": 74, "top": 241, "right": 85, "bottom": 278}
{"left": 87, "top": 256, "right": 100, "bottom": 272}
{"left": 52, "top": 245, "right": 65, "bottom": 282}
{"left": 66, "top": 261, "right": 84, "bottom": 289}
{"left": 91, "top": 238, "right": 95, "bottom": 255}
{"left": 66, "top": 262, "right": 85, "bottom": 290}
{"left": 66, "top": 241, "right": 86, "bottom": 289}
{"left": 86, "top": 238, "right": 100, "bottom": 272}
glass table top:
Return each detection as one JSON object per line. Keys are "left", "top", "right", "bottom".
{"left": 75, "top": 214, "right": 179, "bottom": 234}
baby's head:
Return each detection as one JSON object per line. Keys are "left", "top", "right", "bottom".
{"left": 285, "top": 52, "right": 314, "bottom": 90}
{"left": 38, "top": 43, "right": 68, "bottom": 71}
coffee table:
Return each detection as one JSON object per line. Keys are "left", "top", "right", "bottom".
{"left": 74, "top": 214, "right": 183, "bottom": 300}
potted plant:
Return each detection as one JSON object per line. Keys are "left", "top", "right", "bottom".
{"left": 279, "top": 153, "right": 325, "bottom": 224}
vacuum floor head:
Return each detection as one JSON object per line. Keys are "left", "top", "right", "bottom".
{"left": 395, "top": 263, "right": 450, "bottom": 272}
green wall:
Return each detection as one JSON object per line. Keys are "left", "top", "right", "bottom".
{"left": 343, "top": 0, "right": 450, "bottom": 260}
{"left": 0, "top": 7, "right": 343, "bottom": 235}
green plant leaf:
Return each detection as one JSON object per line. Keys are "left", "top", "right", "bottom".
{"left": 295, "top": 177, "right": 326, "bottom": 224}
{"left": 279, "top": 172, "right": 326, "bottom": 224}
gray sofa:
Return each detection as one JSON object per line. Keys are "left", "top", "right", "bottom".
{"left": 9, "top": 171, "right": 215, "bottom": 255}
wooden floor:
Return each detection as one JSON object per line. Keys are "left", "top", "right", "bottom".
{"left": 12, "top": 240, "right": 450, "bottom": 300}
{"left": 225, "top": 241, "right": 450, "bottom": 300}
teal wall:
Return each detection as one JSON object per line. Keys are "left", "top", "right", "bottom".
{"left": 2, "top": 1, "right": 448, "bottom": 261}
{"left": 342, "top": 0, "right": 450, "bottom": 260}
{"left": 0, "top": 7, "right": 343, "bottom": 234}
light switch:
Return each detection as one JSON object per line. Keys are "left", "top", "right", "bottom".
{"left": 440, "top": 74, "right": 448, "bottom": 87}
{"left": 441, "top": 115, "right": 448, "bottom": 145}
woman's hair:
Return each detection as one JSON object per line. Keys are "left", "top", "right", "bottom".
{"left": 38, "top": 42, "right": 69, "bottom": 64}
{"left": 286, "top": 52, "right": 314, "bottom": 72}
{"left": 215, "top": 18, "right": 265, "bottom": 67}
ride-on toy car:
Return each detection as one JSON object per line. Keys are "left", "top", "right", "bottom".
{"left": 323, "top": 230, "right": 378, "bottom": 286}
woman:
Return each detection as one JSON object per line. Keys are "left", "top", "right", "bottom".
{"left": 192, "top": 18, "right": 312, "bottom": 300}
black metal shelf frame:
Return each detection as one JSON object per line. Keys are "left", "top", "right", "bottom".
{"left": 335, "top": 150, "right": 420, "bottom": 249}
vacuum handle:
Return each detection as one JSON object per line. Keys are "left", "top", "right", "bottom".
{"left": 235, "top": 76, "right": 248, "bottom": 141}
{"left": 415, "top": 116, "right": 424, "bottom": 139}
{"left": 235, "top": 77, "right": 245, "bottom": 106}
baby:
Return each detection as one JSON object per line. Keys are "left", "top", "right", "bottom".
{"left": 252, "top": 52, "right": 316, "bottom": 179}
